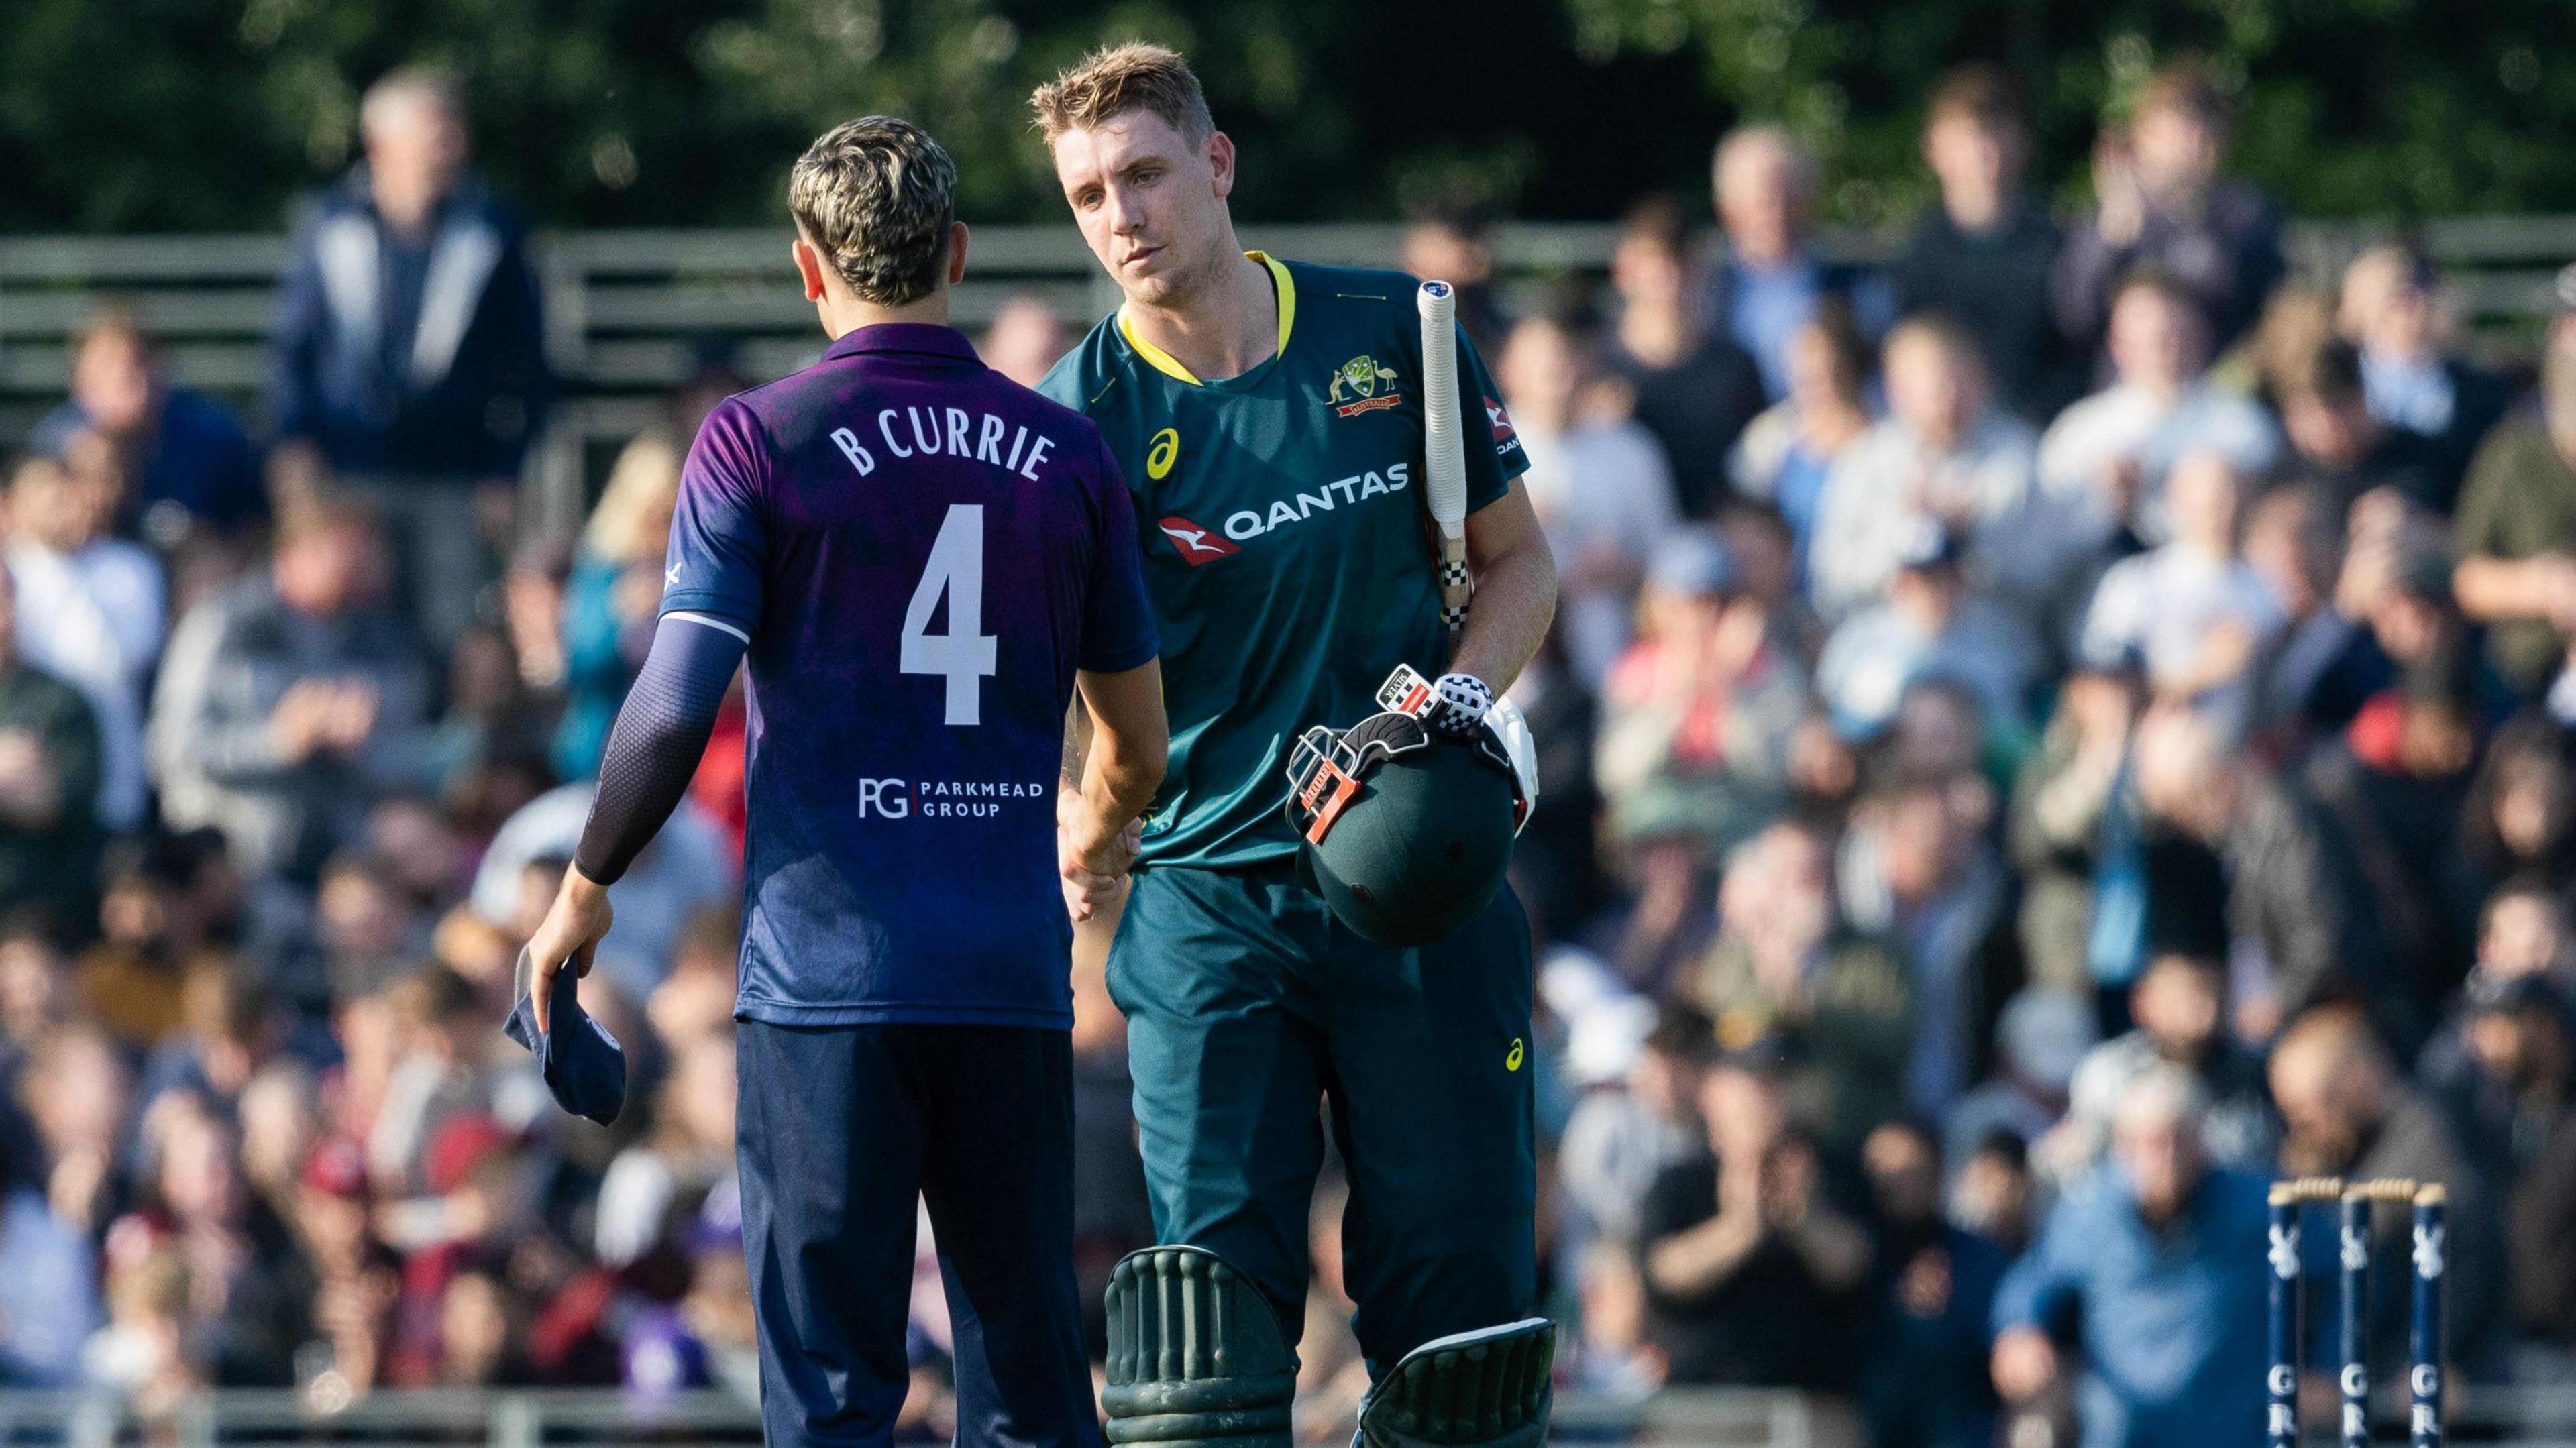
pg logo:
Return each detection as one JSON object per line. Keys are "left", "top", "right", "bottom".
{"left": 858, "top": 779, "right": 910, "bottom": 818}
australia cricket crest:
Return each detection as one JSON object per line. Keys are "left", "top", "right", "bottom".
{"left": 1330, "top": 354, "right": 1403, "bottom": 417}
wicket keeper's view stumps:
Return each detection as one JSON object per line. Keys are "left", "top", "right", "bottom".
{"left": 2269, "top": 1177, "right": 2343, "bottom": 1448}
{"left": 2412, "top": 1184, "right": 2446, "bottom": 1448}
{"left": 2268, "top": 1178, "right": 2444, "bottom": 1448}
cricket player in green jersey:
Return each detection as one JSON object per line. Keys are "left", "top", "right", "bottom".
{"left": 1032, "top": 42, "right": 1562, "bottom": 1446}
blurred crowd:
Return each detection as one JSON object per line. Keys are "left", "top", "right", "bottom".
{"left": 8, "top": 56, "right": 2576, "bottom": 1448}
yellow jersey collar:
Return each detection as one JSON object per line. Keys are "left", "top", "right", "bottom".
{"left": 1116, "top": 251, "right": 1295, "bottom": 386}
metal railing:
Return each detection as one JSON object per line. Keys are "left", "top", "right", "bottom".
{"left": 3, "top": 215, "right": 2568, "bottom": 409}
{"left": 3, "top": 215, "right": 2573, "bottom": 531}
{"left": 0, "top": 1382, "right": 2565, "bottom": 1447}
{"left": 0, "top": 1384, "right": 1818, "bottom": 1448}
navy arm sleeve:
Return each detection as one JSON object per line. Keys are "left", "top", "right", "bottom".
{"left": 572, "top": 616, "right": 745, "bottom": 885}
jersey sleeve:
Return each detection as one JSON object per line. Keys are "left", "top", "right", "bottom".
{"left": 1454, "top": 319, "right": 1527, "bottom": 512}
{"left": 659, "top": 398, "right": 769, "bottom": 636}
{"left": 1078, "top": 433, "right": 1160, "bottom": 673}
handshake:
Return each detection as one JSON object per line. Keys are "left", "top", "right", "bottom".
{"left": 1057, "top": 789, "right": 1144, "bottom": 923}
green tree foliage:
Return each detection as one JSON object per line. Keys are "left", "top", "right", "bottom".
{"left": 1558, "top": 0, "right": 2576, "bottom": 225}
{"left": 0, "top": 0, "right": 2565, "bottom": 234}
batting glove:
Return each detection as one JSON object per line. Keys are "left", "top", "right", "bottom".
{"left": 1424, "top": 672, "right": 1493, "bottom": 740}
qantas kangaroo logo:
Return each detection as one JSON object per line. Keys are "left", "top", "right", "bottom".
{"left": 1157, "top": 516, "right": 1240, "bottom": 566}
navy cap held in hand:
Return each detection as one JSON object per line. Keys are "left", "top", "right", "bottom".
{"left": 502, "top": 948, "right": 627, "bottom": 1125}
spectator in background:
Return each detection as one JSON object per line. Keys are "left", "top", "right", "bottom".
{"left": 1707, "top": 125, "right": 1892, "bottom": 399}
{"left": 1730, "top": 310, "right": 1875, "bottom": 581}
{"left": 0, "top": 1139, "right": 97, "bottom": 1386}
{"left": 1893, "top": 65, "right": 2078, "bottom": 423}
{"left": 78, "top": 836, "right": 236, "bottom": 1048}
{"left": 593, "top": 1032, "right": 735, "bottom": 1269}
{"left": 2302, "top": 632, "right": 2492, "bottom": 1025}
{"left": 1817, "top": 523, "right": 2040, "bottom": 744}
{"left": 1810, "top": 316, "right": 2057, "bottom": 624}
{"left": 2076, "top": 450, "right": 2281, "bottom": 730}
{"left": 31, "top": 309, "right": 267, "bottom": 549}
{"left": 515, "top": 360, "right": 735, "bottom": 777}
{"left": 977, "top": 294, "right": 1067, "bottom": 389}
{"left": 2243, "top": 478, "right": 2390, "bottom": 742}
{"left": 7, "top": 450, "right": 164, "bottom": 832}
{"left": 84, "top": 1236, "right": 195, "bottom": 1411}
{"left": 1858, "top": 1119, "right": 2005, "bottom": 1448}
{"left": 2453, "top": 313, "right": 2576, "bottom": 695}
{"left": 0, "top": 563, "right": 102, "bottom": 936}
{"left": 2133, "top": 705, "right": 2398, "bottom": 1044}
{"left": 2341, "top": 244, "right": 2508, "bottom": 502}
{"left": 2457, "top": 718, "right": 2576, "bottom": 909}
{"left": 1638, "top": 1038, "right": 1872, "bottom": 1388}
{"left": 1606, "top": 196, "right": 1767, "bottom": 516}
{"left": 468, "top": 792, "right": 733, "bottom": 1005}
{"left": 136, "top": 962, "right": 286, "bottom": 1118}
{"left": 2273, "top": 335, "right": 2445, "bottom": 515}
{"left": 1501, "top": 298, "right": 1676, "bottom": 685}
{"left": 2006, "top": 661, "right": 2141, "bottom": 997}
{"left": 133, "top": 1097, "right": 313, "bottom": 1386}
{"left": 1682, "top": 817, "right": 1913, "bottom": 1152}
{"left": 267, "top": 66, "right": 551, "bottom": 651}
{"left": 2043, "top": 954, "right": 2275, "bottom": 1186}
{"left": 2424, "top": 971, "right": 2571, "bottom": 1199}
{"left": 1941, "top": 989, "right": 2094, "bottom": 1180}
{"left": 1556, "top": 1000, "right": 1711, "bottom": 1252}
{"left": 1951, "top": 1130, "right": 2036, "bottom": 1253}
{"left": 2418, "top": 884, "right": 2572, "bottom": 1181}
{"left": 23, "top": 1026, "right": 133, "bottom": 1238}
{"left": 2503, "top": 980, "right": 2576, "bottom": 1352}
{"left": 1593, "top": 530, "right": 1808, "bottom": 860}
{"left": 1839, "top": 766, "right": 2021, "bottom": 1117}
{"left": 2053, "top": 63, "right": 2287, "bottom": 362}
{"left": 2271, "top": 1005, "right": 2504, "bottom": 1372}
{"left": 549, "top": 423, "right": 684, "bottom": 783}
{"left": 1990, "top": 1064, "right": 2268, "bottom": 1448}
{"left": 150, "top": 504, "right": 435, "bottom": 885}
{"left": 2039, "top": 272, "right": 2279, "bottom": 553}
{"left": 1400, "top": 203, "right": 1511, "bottom": 356}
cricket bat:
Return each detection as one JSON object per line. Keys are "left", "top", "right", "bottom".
{"left": 1417, "top": 280, "right": 1473, "bottom": 656}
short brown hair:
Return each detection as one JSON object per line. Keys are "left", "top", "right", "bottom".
{"left": 788, "top": 116, "right": 957, "bottom": 307}
{"left": 2135, "top": 60, "right": 2230, "bottom": 131}
{"left": 1617, "top": 194, "right": 1692, "bottom": 261}
{"left": 1927, "top": 63, "right": 2025, "bottom": 133}
{"left": 1029, "top": 42, "right": 1214, "bottom": 146}
{"left": 2277, "top": 335, "right": 2366, "bottom": 409}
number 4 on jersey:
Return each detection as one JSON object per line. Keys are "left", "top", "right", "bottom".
{"left": 901, "top": 504, "right": 998, "bottom": 726}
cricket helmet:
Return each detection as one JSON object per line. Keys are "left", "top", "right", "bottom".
{"left": 1283, "top": 681, "right": 1527, "bottom": 948}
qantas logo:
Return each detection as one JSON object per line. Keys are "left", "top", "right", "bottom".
{"left": 1157, "top": 516, "right": 1240, "bottom": 566}
{"left": 1484, "top": 396, "right": 1516, "bottom": 441}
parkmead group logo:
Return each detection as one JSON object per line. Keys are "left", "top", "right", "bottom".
{"left": 1329, "top": 355, "right": 1403, "bottom": 417}
{"left": 1157, "top": 516, "right": 1239, "bottom": 566}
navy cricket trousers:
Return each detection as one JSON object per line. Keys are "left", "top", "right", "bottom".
{"left": 734, "top": 1021, "right": 1102, "bottom": 1448}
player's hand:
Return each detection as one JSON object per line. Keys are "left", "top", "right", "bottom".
{"left": 1058, "top": 797, "right": 1141, "bottom": 922}
{"left": 526, "top": 867, "right": 613, "bottom": 1036}
{"left": 1424, "top": 673, "right": 1493, "bottom": 739}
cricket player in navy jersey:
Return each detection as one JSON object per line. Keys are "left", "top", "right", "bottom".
{"left": 1030, "top": 44, "right": 1563, "bottom": 1444}
{"left": 522, "top": 117, "right": 1167, "bottom": 1448}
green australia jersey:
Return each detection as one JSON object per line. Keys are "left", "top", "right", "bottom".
{"left": 1039, "top": 253, "right": 1527, "bottom": 868}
